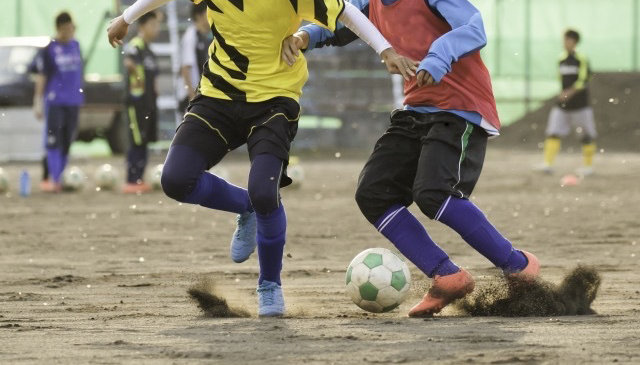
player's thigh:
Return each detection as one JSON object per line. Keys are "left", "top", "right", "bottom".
{"left": 546, "top": 106, "right": 571, "bottom": 137}
{"left": 173, "top": 100, "right": 242, "bottom": 168}
{"left": 245, "top": 97, "right": 300, "bottom": 187}
{"left": 573, "top": 107, "right": 598, "bottom": 140}
{"left": 61, "top": 107, "right": 80, "bottom": 152}
{"left": 356, "top": 132, "right": 421, "bottom": 217}
{"left": 414, "top": 121, "right": 487, "bottom": 219}
{"left": 45, "top": 106, "right": 65, "bottom": 149}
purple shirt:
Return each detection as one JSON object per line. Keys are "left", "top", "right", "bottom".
{"left": 36, "top": 39, "right": 84, "bottom": 106}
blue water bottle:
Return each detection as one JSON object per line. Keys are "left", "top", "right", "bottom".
{"left": 19, "top": 170, "right": 31, "bottom": 197}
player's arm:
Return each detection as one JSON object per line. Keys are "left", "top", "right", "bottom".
{"left": 559, "top": 54, "right": 589, "bottom": 102}
{"left": 180, "top": 30, "right": 197, "bottom": 99}
{"left": 282, "top": 0, "right": 369, "bottom": 65}
{"left": 304, "top": 0, "right": 370, "bottom": 51}
{"left": 107, "top": 0, "right": 173, "bottom": 47}
{"left": 289, "top": 0, "right": 417, "bottom": 80}
{"left": 417, "top": 0, "right": 488, "bottom": 87}
{"left": 124, "top": 45, "right": 145, "bottom": 93}
{"left": 33, "top": 74, "right": 46, "bottom": 120}
{"left": 32, "top": 47, "right": 52, "bottom": 120}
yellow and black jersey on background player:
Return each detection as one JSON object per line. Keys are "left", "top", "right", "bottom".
{"left": 558, "top": 51, "right": 591, "bottom": 110}
{"left": 190, "top": 0, "right": 345, "bottom": 102}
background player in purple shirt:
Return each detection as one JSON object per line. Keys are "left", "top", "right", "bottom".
{"left": 33, "top": 12, "right": 84, "bottom": 193}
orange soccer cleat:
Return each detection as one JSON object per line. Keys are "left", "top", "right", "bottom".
{"left": 40, "top": 180, "right": 61, "bottom": 193}
{"left": 408, "top": 268, "right": 475, "bottom": 318}
{"left": 122, "top": 182, "right": 152, "bottom": 194}
{"left": 509, "top": 251, "right": 540, "bottom": 279}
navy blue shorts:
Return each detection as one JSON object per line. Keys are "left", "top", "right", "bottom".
{"left": 45, "top": 105, "right": 79, "bottom": 154}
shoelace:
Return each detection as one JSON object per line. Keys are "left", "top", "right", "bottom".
{"left": 258, "top": 287, "right": 276, "bottom": 306}
{"left": 234, "top": 214, "right": 250, "bottom": 240}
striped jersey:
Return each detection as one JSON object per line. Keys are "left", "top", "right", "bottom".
{"left": 191, "top": 0, "right": 345, "bottom": 102}
{"left": 559, "top": 51, "right": 590, "bottom": 110}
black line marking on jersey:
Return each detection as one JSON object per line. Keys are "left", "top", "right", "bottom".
{"left": 204, "top": 0, "right": 223, "bottom": 13}
{"left": 313, "top": 0, "right": 329, "bottom": 27}
{"left": 211, "top": 44, "right": 247, "bottom": 80}
{"left": 209, "top": 24, "right": 249, "bottom": 73}
{"left": 288, "top": 0, "right": 298, "bottom": 12}
{"left": 202, "top": 61, "right": 247, "bottom": 102}
{"left": 228, "top": 0, "right": 244, "bottom": 11}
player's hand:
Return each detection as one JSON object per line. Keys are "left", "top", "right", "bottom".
{"left": 381, "top": 48, "right": 418, "bottom": 81}
{"left": 33, "top": 100, "right": 43, "bottom": 121}
{"left": 416, "top": 70, "right": 438, "bottom": 87}
{"left": 282, "top": 32, "right": 309, "bottom": 67}
{"left": 107, "top": 16, "right": 129, "bottom": 48}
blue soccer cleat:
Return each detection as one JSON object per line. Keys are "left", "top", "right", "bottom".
{"left": 257, "top": 280, "right": 286, "bottom": 317}
{"left": 230, "top": 211, "right": 257, "bottom": 263}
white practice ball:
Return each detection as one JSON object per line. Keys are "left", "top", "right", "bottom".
{"left": 0, "top": 168, "right": 8, "bottom": 193}
{"left": 62, "top": 166, "right": 86, "bottom": 192}
{"left": 94, "top": 164, "right": 118, "bottom": 190}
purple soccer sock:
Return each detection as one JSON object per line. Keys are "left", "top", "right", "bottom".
{"left": 376, "top": 205, "right": 459, "bottom": 278}
{"left": 184, "top": 172, "right": 253, "bottom": 214}
{"left": 256, "top": 205, "right": 286, "bottom": 285}
{"left": 436, "top": 196, "right": 528, "bottom": 273}
{"left": 46, "top": 148, "right": 64, "bottom": 184}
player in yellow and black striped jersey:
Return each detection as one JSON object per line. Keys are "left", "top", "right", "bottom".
{"left": 107, "top": 0, "right": 416, "bottom": 317}
{"left": 539, "top": 29, "right": 598, "bottom": 176}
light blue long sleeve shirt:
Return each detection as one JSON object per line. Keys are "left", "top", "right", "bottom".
{"left": 300, "top": 0, "right": 498, "bottom": 135}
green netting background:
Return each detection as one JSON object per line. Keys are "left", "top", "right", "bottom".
{"left": 1, "top": 0, "right": 639, "bottom": 123}
{"left": 475, "top": 0, "right": 640, "bottom": 123}
{"left": 0, "top": 0, "right": 118, "bottom": 76}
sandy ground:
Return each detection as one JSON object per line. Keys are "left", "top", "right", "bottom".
{"left": 0, "top": 149, "right": 639, "bottom": 364}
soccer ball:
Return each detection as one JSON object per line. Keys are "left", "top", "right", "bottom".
{"left": 0, "top": 168, "right": 8, "bottom": 193}
{"left": 287, "top": 165, "right": 304, "bottom": 189}
{"left": 94, "top": 164, "right": 118, "bottom": 190}
{"left": 150, "top": 164, "right": 163, "bottom": 190}
{"left": 346, "top": 248, "right": 411, "bottom": 313}
{"left": 62, "top": 166, "right": 86, "bottom": 191}
{"left": 209, "top": 165, "right": 230, "bottom": 181}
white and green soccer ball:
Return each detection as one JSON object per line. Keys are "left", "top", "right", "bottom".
{"left": 150, "top": 164, "right": 163, "bottom": 190}
{"left": 62, "top": 166, "right": 86, "bottom": 192}
{"left": 346, "top": 248, "right": 411, "bottom": 313}
{"left": 94, "top": 164, "right": 118, "bottom": 190}
{"left": 0, "top": 168, "right": 8, "bottom": 193}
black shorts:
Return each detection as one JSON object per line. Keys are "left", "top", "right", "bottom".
{"left": 171, "top": 95, "right": 300, "bottom": 187}
{"left": 126, "top": 99, "right": 158, "bottom": 146}
{"left": 356, "top": 110, "right": 488, "bottom": 222}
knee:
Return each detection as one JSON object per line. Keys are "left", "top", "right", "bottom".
{"left": 249, "top": 186, "right": 279, "bottom": 215}
{"left": 354, "top": 182, "right": 380, "bottom": 224}
{"left": 581, "top": 136, "right": 595, "bottom": 144}
{"left": 161, "top": 166, "right": 190, "bottom": 202}
{"left": 413, "top": 189, "right": 449, "bottom": 220}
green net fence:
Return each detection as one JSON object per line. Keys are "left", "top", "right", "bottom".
{"left": 0, "top": 0, "right": 119, "bottom": 76}
{"left": 476, "top": 0, "right": 640, "bottom": 123}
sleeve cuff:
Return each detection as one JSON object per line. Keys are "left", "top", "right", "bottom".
{"left": 418, "top": 55, "right": 450, "bottom": 83}
{"left": 298, "top": 26, "right": 322, "bottom": 51}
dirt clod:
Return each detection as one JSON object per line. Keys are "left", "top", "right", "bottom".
{"left": 187, "top": 278, "right": 250, "bottom": 318}
{"left": 458, "top": 266, "right": 601, "bottom": 317}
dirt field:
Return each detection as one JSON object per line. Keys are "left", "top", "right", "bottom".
{"left": 1, "top": 149, "right": 639, "bottom": 364}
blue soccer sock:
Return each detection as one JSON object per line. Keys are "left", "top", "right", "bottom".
{"left": 256, "top": 205, "right": 286, "bottom": 285}
{"left": 436, "top": 196, "right": 528, "bottom": 273}
{"left": 47, "top": 148, "right": 64, "bottom": 184}
{"left": 376, "top": 205, "right": 459, "bottom": 278}
{"left": 183, "top": 172, "right": 253, "bottom": 214}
